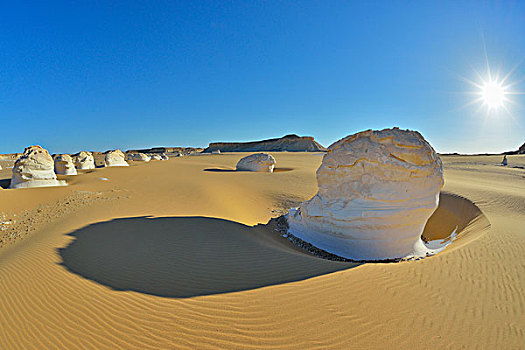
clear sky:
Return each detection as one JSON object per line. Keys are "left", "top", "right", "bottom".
{"left": 1, "top": 1, "right": 524, "bottom": 154}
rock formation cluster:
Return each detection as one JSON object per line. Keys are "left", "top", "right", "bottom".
{"left": 10, "top": 146, "right": 67, "bottom": 189}
{"left": 236, "top": 153, "right": 276, "bottom": 172}
{"left": 54, "top": 154, "right": 78, "bottom": 175}
{"left": 286, "top": 128, "right": 444, "bottom": 261}
{"left": 75, "top": 151, "right": 95, "bottom": 169}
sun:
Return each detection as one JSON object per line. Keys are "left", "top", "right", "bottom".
{"left": 480, "top": 79, "right": 506, "bottom": 110}
{"left": 460, "top": 58, "right": 523, "bottom": 115}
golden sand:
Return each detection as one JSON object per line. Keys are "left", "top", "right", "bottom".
{"left": 0, "top": 153, "right": 523, "bottom": 349}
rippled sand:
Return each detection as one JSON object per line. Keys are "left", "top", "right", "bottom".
{"left": 0, "top": 153, "right": 523, "bottom": 349}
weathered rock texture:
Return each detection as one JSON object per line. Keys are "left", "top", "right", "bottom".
{"left": 105, "top": 150, "right": 129, "bottom": 167}
{"left": 203, "top": 134, "right": 326, "bottom": 153}
{"left": 91, "top": 152, "right": 107, "bottom": 168}
{"left": 129, "top": 153, "right": 151, "bottom": 162}
{"left": 75, "top": 151, "right": 95, "bottom": 169}
{"left": 286, "top": 128, "right": 444, "bottom": 261}
{"left": 54, "top": 154, "right": 77, "bottom": 175}
{"left": 236, "top": 153, "right": 276, "bottom": 172}
{"left": 10, "top": 146, "right": 67, "bottom": 188}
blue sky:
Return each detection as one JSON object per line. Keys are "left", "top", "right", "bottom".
{"left": 1, "top": 1, "right": 524, "bottom": 154}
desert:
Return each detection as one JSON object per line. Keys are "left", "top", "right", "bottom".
{"left": 0, "top": 137, "right": 524, "bottom": 348}
{"left": 2, "top": 1, "right": 524, "bottom": 349}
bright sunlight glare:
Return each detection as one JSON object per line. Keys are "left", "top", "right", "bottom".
{"left": 480, "top": 80, "right": 506, "bottom": 109}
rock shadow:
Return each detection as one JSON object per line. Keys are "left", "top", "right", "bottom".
{"left": 58, "top": 216, "right": 358, "bottom": 298}
{"left": 0, "top": 178, "right": 11, "bottom": 189}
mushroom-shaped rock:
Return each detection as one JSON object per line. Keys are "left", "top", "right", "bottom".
{"left": 75, "top": 151, "right": 95, "bottom": 169}
{"left": 160, "top": 154, "right": 169, "bottom": 160}
{"left": 150, "top": 154, "right": 163, "bottom": 161}
{"left": 286, "top": 128, "right": 444, "bottom": 261}
{"left": 236, "top": 153, "right": 276, "bottom": 172}
{"left": 54, "top": 154, "right": 77, "bottom": 175}
{"left": 130, "top": 153, "right": 151, "bottom": 162}
{"left": 10, "top": 146, "right": 67, "bottom": 188}
{"left": 105, "top": 150, "right": 129, "bottom": 167}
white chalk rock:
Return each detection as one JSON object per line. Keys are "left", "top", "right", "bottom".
{"left": 105, "top": 150, "right": 129, "bottom": 167}
{"left": 286, "top": 128, "right": 444, "bottom": 261}
{"left": 161, "top": 154, "right": 169, "bottom": 160}
{"left": 75, "top": 151, "right": 95, "bottom": 169}
{"left": 150, "top": 154, "right": 163, "bottom": 161}
{"left": 236, "top": 153, "right": 276, "bottom": 172}
{"left": 211, "top": 150, "right": 221, "bottom": 154}
{"left": 10, "top": 146, "right": 67, "bottom": 189}
{"left": 54, "top": 154, "right": 77, "bottom": 175}
{"left": 130, "top": 153, "right": 151, "bottom": 162}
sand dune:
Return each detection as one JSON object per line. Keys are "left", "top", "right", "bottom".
{"left": 0, "top": 153, "right": 523, "bottom": 349}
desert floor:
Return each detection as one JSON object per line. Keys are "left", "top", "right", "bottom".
{"left": 0, "top": 153, "right": 523, "bottom": 349}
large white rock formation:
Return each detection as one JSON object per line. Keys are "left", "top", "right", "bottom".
{"left": 129, "top": 153, "right": 151, "bottom": 162}
{"left": 236, "top": 153, "right": 276, "bottom": 172}
{"left": 10, "top": 146, "right": 67, "bottom": 189}
{"left": 105, "top": 150, "right": 129, "bottom": 167}
{"left": 286, "top": 128, "right": 444, "bottom": 261}
{"left": 54, "top": 154, "right": 77, "bottom": 175}
{"left": 75, "top": 151, "right": 95, "bottom": 169}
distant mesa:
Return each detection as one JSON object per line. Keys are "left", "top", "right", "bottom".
{"left": 54, "top": 154, "right": 77, "bottom": 175}
{"left": 74, "top": 151, "right": 95, "bottom": 170}
{"left": 203, "top": 134, "right": 327, "bottom": 153}
{"left": 236, "top": 153, "right": 276, "bottom": 172}
{"left": 10, "top": 145, "right": 67, "bottom": 189}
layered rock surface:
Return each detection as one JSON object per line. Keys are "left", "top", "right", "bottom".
{"left": 10, "top": 146, "right": 67, "bottom": 188}
{"left": 75, "top": 151, "right": 95, "bottom": 169}
{"left": 203, "top": 134, "right": 326, "bottom": 153}
{"left": 128, "top": 153, "right": 151, "bottom": 162}
{"left": 105, "top": 150, "right": 129, "bottom": 167}
{"left": 286, "top": 128, "right": 444, "bottom": 261}
{"left": 236, "top": 153, "right": 276, "bottom": 172}
{"left": 54, "top": 154, "right": 77, "bottom": 175}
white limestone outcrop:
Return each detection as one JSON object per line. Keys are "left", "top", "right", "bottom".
{"left": 286, "top": 128, "right": 444, "bottom": 261}
{"left": 160, "top": 154, "right": 169, "bottom": 160}
{"left": 150, "top": 154, "right": 163, "bottom": 161}
{"left": 10, "top": 146, "right": 67, "bottom": 189}
{"left": 75, "top": 151, "right": 95, "bottom": 169}
{"left": 236, "top": 153, "right": 276, "bottom": 172}
{"left": 105, "top": 150, "right": 129, "bottom": 167}
{"left": 129, "top": 153, "right": 151, "bottom": 162}
{"left": 54, "top": 154, "right": 77, "bottom": 175}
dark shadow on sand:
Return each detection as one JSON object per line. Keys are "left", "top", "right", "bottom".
{"left": 204, "top": 168, "right": 293, "bottom": 173}
{"left": 0, "top": 178, "right": 11, "bottom": 189}
{"left": 58, "top": 216, "right": 358, "bottom": 298}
